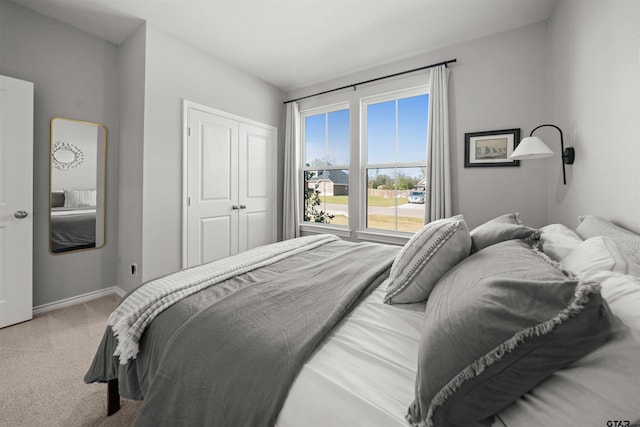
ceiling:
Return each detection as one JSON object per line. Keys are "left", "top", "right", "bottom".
{"left": 10, "top": 0, "right": 557, "bottom": 91}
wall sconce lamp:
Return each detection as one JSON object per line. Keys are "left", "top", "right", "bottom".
{"left": 510, "top": 124, "right": 575, "bottom": 185}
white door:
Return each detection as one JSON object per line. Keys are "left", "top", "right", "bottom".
{"left": 184, "top": 103, "right": 276, "bottom": 268}
{"left": 186, "top": 109, "right": 239, "bottom": 266}
{"left": 0, "top": 75, "right": 34, "bottom": 329}
{"left": 238, "top": 123, "right": 276, "bottom": 252}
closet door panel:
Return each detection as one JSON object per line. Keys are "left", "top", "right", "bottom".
{"left": 243, "top": 211, "right": 271, "bottom": 251}
{"left": 200, "top": 217, "right": 232, "bottom": 263}
{"left": 201, "top": 124, "right": 233, "bottom": 200}
{"left": 245, "top": 132, "right": 268, "bottom": 198}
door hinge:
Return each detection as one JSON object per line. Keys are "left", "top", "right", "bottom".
{"left": 188, "top": 127, "right": 191, "bottom": 136}
{"left": 187, "top": 197, "right": 191, "bottom": 206}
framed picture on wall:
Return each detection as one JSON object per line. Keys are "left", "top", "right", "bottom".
{"left": 464, "top": 128, "right": 521, "bottom": 167}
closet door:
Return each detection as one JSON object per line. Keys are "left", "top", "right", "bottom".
{"left": 0, "top": 75, "right": 34, "bottom": 328}
{"left": 184, "top": 102, "right": 277, "bottom": 268}
{"left": 238, "top": 123, "right": 276, "bottom": 253}
{"left": 186, "top": 109, "right": 239, "bottom": 266}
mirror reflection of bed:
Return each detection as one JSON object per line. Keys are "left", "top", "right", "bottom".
{"left": 49, "top": 117, "right": 106, "bottom": 254}
{"left": 50, "top": 189, "right": 98, "bottom": 253}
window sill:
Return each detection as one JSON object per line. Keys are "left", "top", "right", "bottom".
{"left": 299, "top": 223, "right": 352, "bottom": 239}
{"left": 300, "top": 224, "right": 413, "bottom": 246}
{"left": 355, "top": 230, "right": 411, "bottom": 246}
{"left": 299, "top": 224, "right": 413, "bottom": 246}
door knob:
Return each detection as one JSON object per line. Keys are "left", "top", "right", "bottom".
{"left": 239, "top": 204, "right": 246, "bottom": 209}
{"left": 232, "top": 205, "right": 239, "bottom": 210}
{"left": 14, "top": 210, "right": 28, "bottom": 219}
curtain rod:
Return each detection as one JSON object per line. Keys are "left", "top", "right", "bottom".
{"left": 283, "top": 58, "right": 456, "bottom": 105}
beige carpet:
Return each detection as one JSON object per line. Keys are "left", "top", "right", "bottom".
{"left": 0, "top": 295, "right": 141, "bottom": 427}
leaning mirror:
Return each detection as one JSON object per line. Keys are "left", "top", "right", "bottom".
{"left": 50, "top": 117, "right": 106, "bottom": 254}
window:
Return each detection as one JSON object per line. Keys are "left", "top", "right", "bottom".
{"left": 298, "top": 84, "right": 430, "bottom": 239}
{"left": 301, "top": 105, "right": 350, "bottom": 226}
{"left": 363, "top": 89, "right": 429, "bottom": 233}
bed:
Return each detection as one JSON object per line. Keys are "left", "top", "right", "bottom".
{"left": 85, "top": 214, "right": 640, "bottom": 426}
{"left": 50, "top": 190, "right": 97, "bottom": 253}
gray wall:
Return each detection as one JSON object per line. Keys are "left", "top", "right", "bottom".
{"left": 136, "top": 24, "right": 285, "bottom": 284}
{"left": 547, "top": 0, "right": 640, "bottom": 233}
{"left": 116, "top": 24, "right": 146, "bottom": 291}
{"left": 287, "top": 22, "right": 549, "bottom": 229}
{"left": 0, "top": 0, "right": 119, "bottom": 306}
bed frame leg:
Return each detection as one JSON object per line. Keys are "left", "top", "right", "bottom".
{"left": 107, "top": 379, "right": 121, "bottom": 416}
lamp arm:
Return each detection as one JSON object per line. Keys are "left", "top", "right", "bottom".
{"left": 530, "top": 124, "right": 573, "bottom": 185}
{"left": 530, "top": 124, "right": 564, "bottom": 152}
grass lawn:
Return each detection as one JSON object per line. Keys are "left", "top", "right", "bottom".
{"left": 330, "top": 215, "right": 348, "bottom": 226}
{"left": 324, "top": 195, "right": 409, "bottom": 207}
{"left": 367, "top": 214, "right": 423, "bottom": 233}
{"left": 327, "top": 214, "right": 422, "bottom": 233}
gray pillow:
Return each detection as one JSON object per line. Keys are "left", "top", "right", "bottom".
{"left": 406, "top": 240, "right": 612, "bottom": 427}
{"left": 51, "top": 190, "right": 65, "bottom": 208}
{"left": 383, "top": 215, "right": 471, "bottom": 304}
{"left": 470, "top": 212, "right": 538, "bottom": 253}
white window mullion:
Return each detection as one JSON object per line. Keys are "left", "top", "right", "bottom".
{"left": 359, "top": 97, "right": 368, "bottom": 233}
{"left": 324, "top": 112, "right": 329, "bottom": 165}
{"left": 394, "top": 100, "right": 399, "bottom": 232}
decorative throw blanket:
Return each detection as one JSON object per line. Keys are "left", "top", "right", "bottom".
{"left": 126, "top": 239, "right": 398, "bottom": 427}
{"left": 108, "top": 234, "right": 339, "bottom": 363}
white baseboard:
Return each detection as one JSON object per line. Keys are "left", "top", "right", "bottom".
{"left": 33, "top": 286, "right": 125, "bottom": 315}
{"left": 113, "top": 286, "right": 127, "bottom": 298}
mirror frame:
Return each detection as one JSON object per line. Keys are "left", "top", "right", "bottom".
{"left": 49, "top": 117, "right": 107, "bottom": 254}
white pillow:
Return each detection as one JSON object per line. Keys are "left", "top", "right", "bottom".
{"left": 64, "top": 188, "right": 96, "bottom": 208}
{"left": 539, "top": 223, "right": 583, "bottom": 261}
{"left": 562, "top": 236, "right": 640, "bottom": 278}
{"left": 497, "top": 270, "right": 640, "bottom": 426}
{"left": 576, "top": 215, "right": 640, "bottom": 267}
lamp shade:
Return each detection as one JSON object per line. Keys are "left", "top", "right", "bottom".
{"left": 510, "top": 136, "right": 554, "bottom": 160}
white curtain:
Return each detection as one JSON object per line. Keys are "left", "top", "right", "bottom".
{"left": 283, "top": 101, "right": 301, "bottom": 240}
{"left": 426, "top": 65, "right": 452, "bottom": 223}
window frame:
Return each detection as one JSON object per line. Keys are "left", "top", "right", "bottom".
{"left": 296, "top": 82, "right": 430, "bottom": 243}
{"left": 359, "top": 85, "right": 430, "bottom": 238}
{"left": 299, "top": 102, "right": 351, "bottom": 232}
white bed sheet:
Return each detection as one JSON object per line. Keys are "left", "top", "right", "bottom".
{"left": 277, "top": 282, "right": 425, "bottom": 427}
{"left": 51, "top": 207, "right": 96, "bottom": 216}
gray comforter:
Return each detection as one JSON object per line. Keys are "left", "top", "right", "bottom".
{"left": 50, "top": 210, "right": 96, "bottom": 253}
{"left": 85, "top": 238, "right": 398, "bottom": 426}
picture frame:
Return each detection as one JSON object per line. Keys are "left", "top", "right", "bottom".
{"left": 464, "top": 128, "right": 521, "bottom": 167}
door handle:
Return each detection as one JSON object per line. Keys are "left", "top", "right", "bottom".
{"left": 231, "top": 205, "right": 239, "bottom": 210}
{"left": 14, "top": 210, "right": 28, "bottom": 219}
{"left": 239, "top": 204, "right": 246, "bottom": 210}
